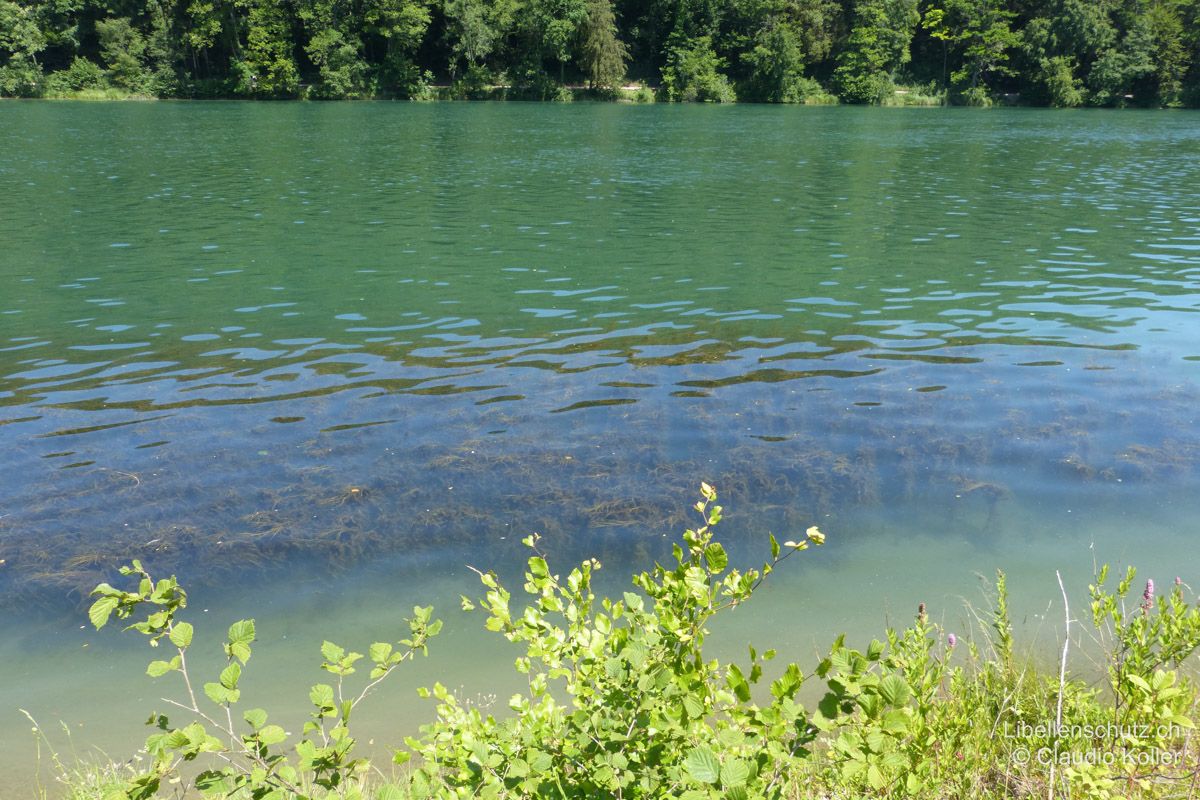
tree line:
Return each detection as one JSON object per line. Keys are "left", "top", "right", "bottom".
{"left": 2, "top": 0, "right": 1199, "bottom": 105}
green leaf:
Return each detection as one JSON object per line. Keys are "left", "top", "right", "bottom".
{"left": 228, "top": 641, "right": 251, "bottom": 665}
{"left": 530, "top": 750, "right": 553, "bottom": 772}
{"left": 683, "top": 694, "right": 705, "bottom": 719}
{"left": 164, "top": 729, "right": 190, "bottom": 749}
{"left": 219, "top": 662, "right": 241, "bottom": 690}
{"left": 89, "top": 596, "right": 119, "bottom": 630}
{"left": 867, "top": 764, "right": 886, "bottom": 790}
{"left": 204, "top": 682, "right": 237, "bottom": 705}
{"left": 310, "top": 683, "right": 335, "bottom": 709}
{"left": 321, "top": 640, "right": 345, "bottom": 663}
{"left": 375, "top": 786, "right": 406, "bottom": 800}
{"left": 146, "top": 660, "right": 174, "bottom": 677}
{"left": 227, "top": 619, "right": 255, "bottom": 645}
{"left": 623, "top": 641, "right": 649, "bottom": 670}
{"left": 879, "top": 674, "right": 911, "bottom": 707}
{"left": 683, "top": 747, "right": 721, "bottom": 785}
{"left": 882, "top": 709, "right": 910, "bottom": 734}
{"left": 705, "top": 543, "right": 728, "bottom": 573}
{"left": 369, "top": 642, "right": 393, "bottom": 663}
{"left": 168, "top": 622, "right": 193, "bottom": 649}
{"left": 727, "top": 664, "right": 751, "bottom": 702}
{"left": 194, "top": 770, "right": 229, "bottom": 795}
{"left": 243, "top": 708, "right": 267, "bottom": 729}
{"left": 1126, "top": 674, "right": 1151, "bottom": 692}
{"left": 258, "top": 724, "right": 287, "bottom": 745}
{"left": 721, "top": 758, "right": 750, "bottom": 788}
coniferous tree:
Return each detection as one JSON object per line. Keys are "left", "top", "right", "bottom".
{"left": 580, "top": 0, "right": 629, "bottom": 88}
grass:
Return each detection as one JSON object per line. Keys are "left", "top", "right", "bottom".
{"left": 21, "top": 711, "right": 142, "bottom": 800}
{"left": 41, "top": 570, "right": 1200, "bottom": 799}
{"left": 883, "top": 83, "right": 947, "bottom": 106}
{"left": 40, "top": 88, "right": 157, "bottom": 101}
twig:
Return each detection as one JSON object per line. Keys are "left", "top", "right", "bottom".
{"left": 1050, "top": 570, "right": 1070, "bottom": 800}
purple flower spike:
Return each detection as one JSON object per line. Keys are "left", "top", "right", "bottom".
{"left": 1141, "top": 579, "right": 1155, "bottom": 613}
{"left": 1176, "top": 577, "right": 1183, "bottom": 586}
{"left": 947, "top": 633, "right": 957, "bottom": 648}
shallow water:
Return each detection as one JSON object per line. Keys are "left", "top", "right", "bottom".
{"left": 2, "top": 103, "right": 1200, "bottom": 788}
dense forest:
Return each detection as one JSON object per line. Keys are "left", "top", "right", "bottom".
{"left": 1, "top": 0, "right": 1199, "bottom": 105}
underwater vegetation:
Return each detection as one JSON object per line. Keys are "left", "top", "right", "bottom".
{"left": 2, "top": 347, "right": 1198, "bottom": 613}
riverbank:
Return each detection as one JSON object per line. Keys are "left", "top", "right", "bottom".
{"left": 28, "top": 495, "right": 1200, "bottom": 799}
{"left": 25, "top": 82, "right": 851, "bottom": 105}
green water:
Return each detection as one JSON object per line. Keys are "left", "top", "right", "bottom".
{"left": 2, "top": 103, "right": 1200, "bottom": 788}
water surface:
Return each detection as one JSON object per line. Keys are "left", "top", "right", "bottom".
{"left": 2, "top": 103, "right": 1199, "bottom": 787}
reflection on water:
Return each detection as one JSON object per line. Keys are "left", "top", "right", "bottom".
{"left": 1, "top": 103, "right": 1200, "bottom": 786}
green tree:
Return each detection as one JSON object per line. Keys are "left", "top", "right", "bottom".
{"left": 1140, "top": 0, "right": 1188, "bottom": 105}
{"left": 662, "top": 31, "right": 736, "bottom": 99}
{"left": 1074, "top": 0, "right": 1188, "bottom": 106}
{"left": 741, "top": 16, "right": 806, "bottom": 100}
{"left": 443, "top": 0, "right": 515, "bottom": 78}
{"left": 95, "top": 16, "right": 149, "bottom": 91}
{"left": 1182, "top": 0, "right": 1200, "bottom": 104}
{"left": 296, "top": 0, "right": 371, "bottom": 98}
{"left": 362, "top": 0, "right": 432, "bottom": 94}
{"left": 732, "top": 0, "right": 839, "bottom": 102}
{"left": 180, "top": 0, "right": 226, "bottom": 78}
{"left": 232, "top": 0, "right": 299, "bottom": 96}
{"left": 834, "top": 0, "right": 920, "bottom": 103}
{"left": 923, "top": 0, "right": 1020, "bottom": 103}
{"left": 1016, "top": 0, "right": 1172, "bottom": 107}
{"left": 307, "top": 28, "right": 370, "bottom": 97}
{"left": 29, "top": 0, "right": 85, "bottom": 67}
{"left": 0, "top": 1, "right": 45, "bottom": 96}
{"left": 517, "top": 0, "right": 588, "bottom": 85}
{"left": 1087, "top": 9, "right": 1156, "bottom": 105}
{"left": 579, "top": 0, "right": 628, "bottom": 89}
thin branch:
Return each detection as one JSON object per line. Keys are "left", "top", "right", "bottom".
{"left": 1050, "top": 570, "right": 1071, "bottom": 800}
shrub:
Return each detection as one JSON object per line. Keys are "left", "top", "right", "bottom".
{"left": 620, "top": 82, "right": 656, "bottom": 103}
{"left": 0, "top": 61, "right": 42, "bottom": 97}
{"left": 88, "top": 560, "right": 441, "bottom": 799}
{"left": 406, "top": 483, "right": 825, "bottom": 798}
{"left": 44, "top": 58, "right": 108, "bottom": 95}
{"left": 662, "top": 36, "right": 737, "bottom": 103}
{"left": 74, "top": 485, "right": 1200, "bottom": 800}
{"left": 1040, "top": 56, "right": 1084, "bottom": 108}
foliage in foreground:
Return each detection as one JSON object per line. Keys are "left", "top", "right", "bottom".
{"left": 64, "top": 484, "right": 1200, "bottom": 799}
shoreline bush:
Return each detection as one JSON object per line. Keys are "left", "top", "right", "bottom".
{"left": 48, "top": 484, "right": 1200, "bottom": 798}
